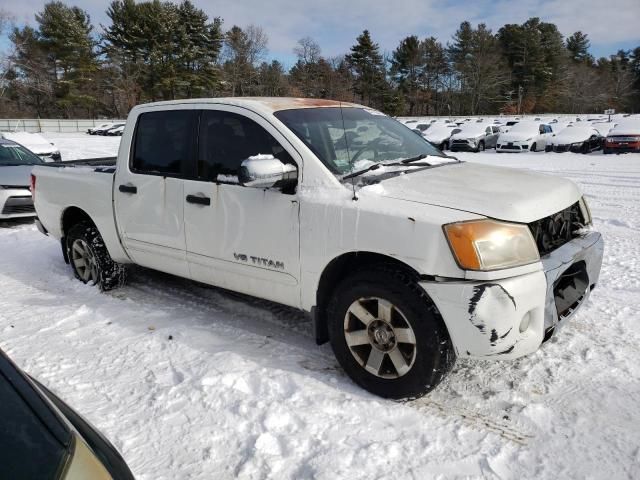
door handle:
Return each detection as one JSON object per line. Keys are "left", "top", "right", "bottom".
{"left": 119, "top": 184, "right": 137, "bottom": 194}
{"left": 186, "top": 194, "right": 211, "bottom": 206}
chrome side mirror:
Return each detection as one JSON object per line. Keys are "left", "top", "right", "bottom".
{"left": 239, "top": 155, "right": 297, "bottom": 189}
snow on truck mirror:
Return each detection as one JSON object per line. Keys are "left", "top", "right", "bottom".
{"left": 238, "top": 154, "right": 297, "bottom": 189}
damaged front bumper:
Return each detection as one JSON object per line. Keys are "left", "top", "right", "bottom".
{"left": 421, "top": 231, "right": 604, "bottom": 359}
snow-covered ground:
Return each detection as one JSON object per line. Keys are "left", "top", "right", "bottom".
{"left": 1, "top": 132, "right": 639, "bottom": 479}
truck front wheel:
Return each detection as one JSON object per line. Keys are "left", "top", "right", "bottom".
{"left": 327, "top": 266, "right": 455, "bottom": 399}
{"left": 66, "top": 222, "right": 125, "bottom": 291}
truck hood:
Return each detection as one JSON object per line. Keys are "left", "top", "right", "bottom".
{"left": 371, "top": 162, "right": 581, "bottom": 223}
{"left": 0, "top": 165, "right": 34, "bottom": 187}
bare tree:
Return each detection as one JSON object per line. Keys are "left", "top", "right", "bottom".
{"left": 294, "top": 36, "right": 321, "bottom": 65}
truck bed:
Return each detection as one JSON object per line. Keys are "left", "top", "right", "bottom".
{"left": 41, "top": 157, "right": 117, "bottom": 173}
{"left": 32, "top": 158, "right": 128, "bottom": 263}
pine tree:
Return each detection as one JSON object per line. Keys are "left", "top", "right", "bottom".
{"left": 35, "top": 1, "right": 100, "bottom": 116}
{"left": 567, "top": 32, "right": 593, "bottom": 63}
{"left": 345, "top": 30, "right": 386, "bottom": 108}
{"left": 421, "top": 37, "right": 450, "bottom": 115}
{"left": 450, "top": 22, "right": 508, "bottom": 114}
{"left": 390, "top": 35, "right": 424, "bottom": 114}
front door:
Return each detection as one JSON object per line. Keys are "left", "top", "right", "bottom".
{"left": 183, "top": 107, "right": 302, "bottom": 307}
{"left": 114, "top": 108, "right": 197, "bottom": 277}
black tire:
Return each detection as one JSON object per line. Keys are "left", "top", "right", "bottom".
{"left": 327, "top": 265, "right": 456, "bottom": 399}
{"left": 478, "top": 141, "right": 485, "bottom": 152}
{"left": 66, "top": 222, "right": 126, "bottom": 291}
{"left": 530, "top": 142, "right": 537, "bottom": 152}
{"left": 441, "top": 141, "right": 449, "bottom": 151}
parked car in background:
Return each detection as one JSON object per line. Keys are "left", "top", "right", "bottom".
{"left": 545, "top": 125, "right": 604, "bottom": 153}
{"left": 590, "top": 121, "right": 616, "bottom": 136}
{"left": 88, "top": 123, "right": 114, "bottom": 135}
{"left": 449, "top": 124, "right": 499, "bottom": 152}
{"left": 0, "top": 138, "right": 43, "bottom": 220}
{"left": 496, "top": 122, "right": 553, "bottom": 152}
{"left": 423, "top": 123, "right": 461, "bottom": 150}
{"left": 99, "top": 123, "right": 126, "bottom": 136}
{"left": 105, "top": 125, "right": 125, "bottom": 136}
{"left": 603, "top": 121, "right": 640, "bottom": 154}
{"left": 0, "top": 132, "right": 61, "bottom": 162}
{"left": 0, "top": 347, "right": 135, "bottom": 480}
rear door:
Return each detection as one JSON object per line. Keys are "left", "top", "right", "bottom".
{"left": 114, "top": 107, "right": 197, "bottom": 277}
{"left": 538, "top": 124, "right": 552, "bottom": 148}
{"left": 183, "top": 107, "right": 302, "bottom": 307}
{"left": 486, "top": 126, "right": 498, "bottom": 147}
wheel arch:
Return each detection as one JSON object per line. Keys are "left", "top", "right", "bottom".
{"left": 313, "top": 251, "right": 426, "bottom": 345}
{"left": 60, "top": 206, "right": 97, "bottom": 263}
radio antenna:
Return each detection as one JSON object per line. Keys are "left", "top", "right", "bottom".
{"left": 339, "top": 101, "right": 358, "bottom": 201}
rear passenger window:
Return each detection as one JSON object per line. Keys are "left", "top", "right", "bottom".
{"left": 132, "top": 110, "right": 196, "bottom": 176}
{"left": 198, "top": 110, "right": 294, "bottom": 182}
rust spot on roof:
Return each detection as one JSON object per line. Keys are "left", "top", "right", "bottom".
{"left": 243, "top": 97, "right": 356, "bottom": 111}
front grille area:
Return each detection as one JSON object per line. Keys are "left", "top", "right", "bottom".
{"left": 528, "top": 202, "right": 585, "bottom": 257}
{"left": 554, "top": 261, "right": 589, "bottom": 320}
{"left": 2, "top": 196, "right": 35, "bottom": 215}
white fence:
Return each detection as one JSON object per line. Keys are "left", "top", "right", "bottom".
{"left": 0, "top": 118, "right": 126, "bottom": 133}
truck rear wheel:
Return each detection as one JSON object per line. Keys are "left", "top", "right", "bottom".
{"left": 66, "top": 222, "right": 125, "bottom": 291}
{"left": 327, "top": 266, "right": 456, "bottom": 399}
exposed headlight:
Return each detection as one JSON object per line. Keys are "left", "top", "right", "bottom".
{"left": 578, "top": 197, "right": 592, "bottom": 225}
{"left": 444, "top": 219, "right": 540, "bottom": 271}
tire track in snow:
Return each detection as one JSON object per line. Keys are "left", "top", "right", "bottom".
{"left": 407, "top": 397, "right": 537, "bottom": 446}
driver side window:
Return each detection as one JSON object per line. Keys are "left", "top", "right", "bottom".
{"left": 197, "top": 110, "right": 294, "bottom": 183}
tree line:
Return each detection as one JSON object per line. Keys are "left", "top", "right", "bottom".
{"left": 1, "top": 0, "right": 639, "bottom": 119}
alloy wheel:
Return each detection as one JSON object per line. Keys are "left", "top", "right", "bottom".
{"left": 71, "top": 239, "right": 99, "bottom": 284}
{"left": 343, "top": 297, "right": 417, "bottom": 379}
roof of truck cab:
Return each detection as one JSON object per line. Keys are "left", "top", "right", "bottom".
{"left": 132, "top": 97, "right": 364, "bottom": 116}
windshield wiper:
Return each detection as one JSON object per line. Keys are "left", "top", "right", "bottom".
{"left": 400, "top": 153, "right": 428, "bottom": 164}
{"left": 342, "top": 152, "right": 459, "bottom": 180}
{"left": 342, "top": 162, "right": 387, "bottom": 180}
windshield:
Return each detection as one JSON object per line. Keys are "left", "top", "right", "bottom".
{"left": 509, "top": 122, "right": 538, "bottom": 133}
{"left": 0, "top": 143, "right": 43, "bottom": 166}
{"left": 274, "top": 107, "right": 446, "bottom": 175}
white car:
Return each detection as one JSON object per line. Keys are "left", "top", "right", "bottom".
{"left": 0, "top": 132, "right": 61, "bottom": 161}
{"left": 545, "top": 125, "right": 604, "bottom": 153}
{"left": 32, "top": 98, "right": 603, "bottom": 399}
{"left": 423, "top": 124, "right": 461, "bottom": 150}
{"left": 0, "top": 138, "right": 43, "bottom": 219}
{"left": 88, "top": 122, "right": 114, "bottom": 135}
{"left": 105, "top": 124, "right": 126, "bottom": 136}
{"left": 496, "top": 122, "right": 554, "bottom": 152}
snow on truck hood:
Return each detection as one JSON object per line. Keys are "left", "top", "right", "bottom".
{"left": 0, "top": 165, "right": 34, "bottom": 187}
{"left": 370, "top": 162, "right": 581, "bottom": 223}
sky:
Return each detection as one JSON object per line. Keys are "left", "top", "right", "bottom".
{"left": 1, "top": 0, "right": 639, "bottom": 67}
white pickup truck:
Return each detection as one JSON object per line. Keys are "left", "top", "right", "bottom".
{"left": 32, "top": 98, "right": 603, "bottom": 399}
